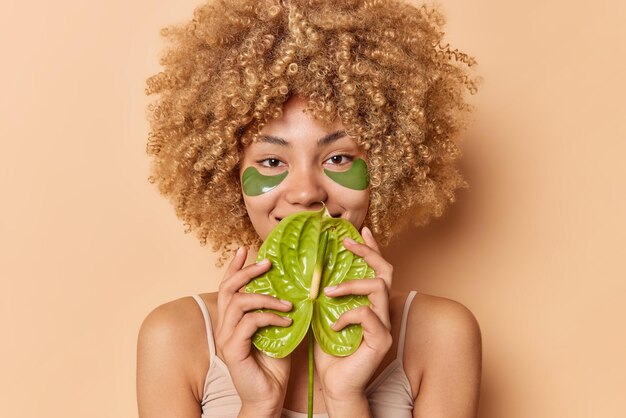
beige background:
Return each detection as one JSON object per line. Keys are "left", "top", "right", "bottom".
{"left": 1, "top": 0, "right": 624, "bottom": 417}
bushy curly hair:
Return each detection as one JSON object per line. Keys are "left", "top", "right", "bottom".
{"left": 145, "top": 0, "right": 478, "bottom": 266}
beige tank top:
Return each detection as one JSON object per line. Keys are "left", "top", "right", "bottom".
{"left": 192, "top": 290, "right": 417, "bottom": 418}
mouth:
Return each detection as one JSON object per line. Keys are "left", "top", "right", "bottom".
{"left": 275, "top": 213, "right": 342, "bottom": 223}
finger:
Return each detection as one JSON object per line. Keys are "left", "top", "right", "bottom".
{"left": 217, "top": 258, "right": 272, "bottom": 322}
{"left": 224, "top": 246, "right": 247, "bottom": 278}
{"left": 324, "top": 276, "right": 389, "bottom": 299}
{"left": 324, "top": 278, "right": 390, "bottom": 329}
{"left": 342, "top": 237, "right": 393, "bottom": 287}
{"left": 331, "top": 306, "right": 392, "bottom": 353}
{"left": 219, "top": 258, "right": 272, "bottom": 295}
{"left": 361, "top": 226, "right": 381, "bottom": 254}
{"left": 221, "top": 293, "right": 292, "bottom": 333}
{"left": 218, "top": 247, "right": 247, "bottom": 308}
{"left": 225, "top": 312, "right": 292, "bottom": 361}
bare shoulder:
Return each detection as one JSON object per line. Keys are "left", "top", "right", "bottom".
{"left": 138, "top": 294, "right": 213, "bottom": 351}
{"left": 137, "top": 294, "right": 218, "bottom": 411}
{"left": 403, "top": 293, "right": 482, "bottom": 417}
{"left": 406, "top": 293, "right": 482, "bottom": 349}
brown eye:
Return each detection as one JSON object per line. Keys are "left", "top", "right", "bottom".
{"left": 325, "top": 155, "right": 352, "bottom": 165}
{"left": 260, "top": 158, "right": 284, "bottom": 168}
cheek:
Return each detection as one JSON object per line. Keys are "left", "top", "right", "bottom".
{"left": 242, "top": 194, "right": 276, "bottom": 240}
{"left": 351, "top": 190, "right": 370, "bottom": 214}
{"left": 243, "top": 194, "right": 270, "bottom": 220}
{"left": 329, "top": 187, "right": 369, "bottom": 218}
{"left": 346, "top": 190, "right": 370, "bottom": 229}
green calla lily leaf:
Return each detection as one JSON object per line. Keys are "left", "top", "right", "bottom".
{"left": 244, "top": 206, "right": 375, "bottom": 358}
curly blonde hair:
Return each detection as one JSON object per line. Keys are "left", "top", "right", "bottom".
{"left": 145, "top": 0, "right": 478, "bottom": 266}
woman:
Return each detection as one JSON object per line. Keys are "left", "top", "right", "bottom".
{"left": 137, "top": 1, "right": 482, "bottom": 417}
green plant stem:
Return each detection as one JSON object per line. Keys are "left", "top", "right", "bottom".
{"left": 308, "top": 327, "right": 314, "bottom": 418}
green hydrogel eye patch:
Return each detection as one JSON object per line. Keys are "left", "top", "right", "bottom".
{"left": 323, "top": 158, "right": 369, "bottom": 190}
{"left": 241, "top": 166, "right": 288, "bottom": 196}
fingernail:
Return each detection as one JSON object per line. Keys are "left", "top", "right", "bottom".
{"left": 256, "top": 258, "right": 270, "bottom": 266}
{"left": 324, "top": 286, "right": 337, "bottom": 294}
{"left": 282, "top": 316, "right": 292, "bottom": 323}
{"left": 331, "top": 321, "right": 338, "bottom": 330}
{"left": 279, "top": 299, "right": 292, "bottom": 307}
{"left": 344, "top": 237, "right": 357, "bottom": 245}
{"left": 236, "top": 246, "right": 244, "bottom": 256}
{"left": 363, "top": 226, "right": 371, "bottom": 236}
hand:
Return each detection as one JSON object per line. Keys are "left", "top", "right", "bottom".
{"left": 214, "top": 247, "right": 294, "bottom": 415}
{"left": 314, "top": 226, "right": 394, "bottom": 402}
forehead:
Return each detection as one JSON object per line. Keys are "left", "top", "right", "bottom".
{"left": 258, "top": 96, "right": 343, "bottom": 136}
{"left": 245, "top": 96, "right": 348, "bottom": 151}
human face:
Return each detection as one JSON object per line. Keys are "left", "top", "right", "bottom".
{"left": 239, "top": 96, "right": 370, "bottom": 241}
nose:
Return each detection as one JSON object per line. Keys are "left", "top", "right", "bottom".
{"left": 283, "top": 166, "right": 328, "bottom": 208}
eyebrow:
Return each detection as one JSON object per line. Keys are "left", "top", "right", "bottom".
{"left": 259, "top": 130, "right": 347, "bottom": 147}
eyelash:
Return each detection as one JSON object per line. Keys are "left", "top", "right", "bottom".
{"left": 257, "top": 154, "right": 353, "bottom": 168}
{"left": 258, "top": 158, "right": 285, "bottom": 168}
{"left": 325, "top": 154, "right": 353, "bottom": 165}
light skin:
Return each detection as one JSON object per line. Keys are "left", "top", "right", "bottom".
{"left": 239, "top": 96, "right": 370, "bottom": 241}
{"left": 136, "top": 95, "right": 482, "bottom": 418}
{"left": 220, "top": 95, "right": 390, "bottom": 416}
